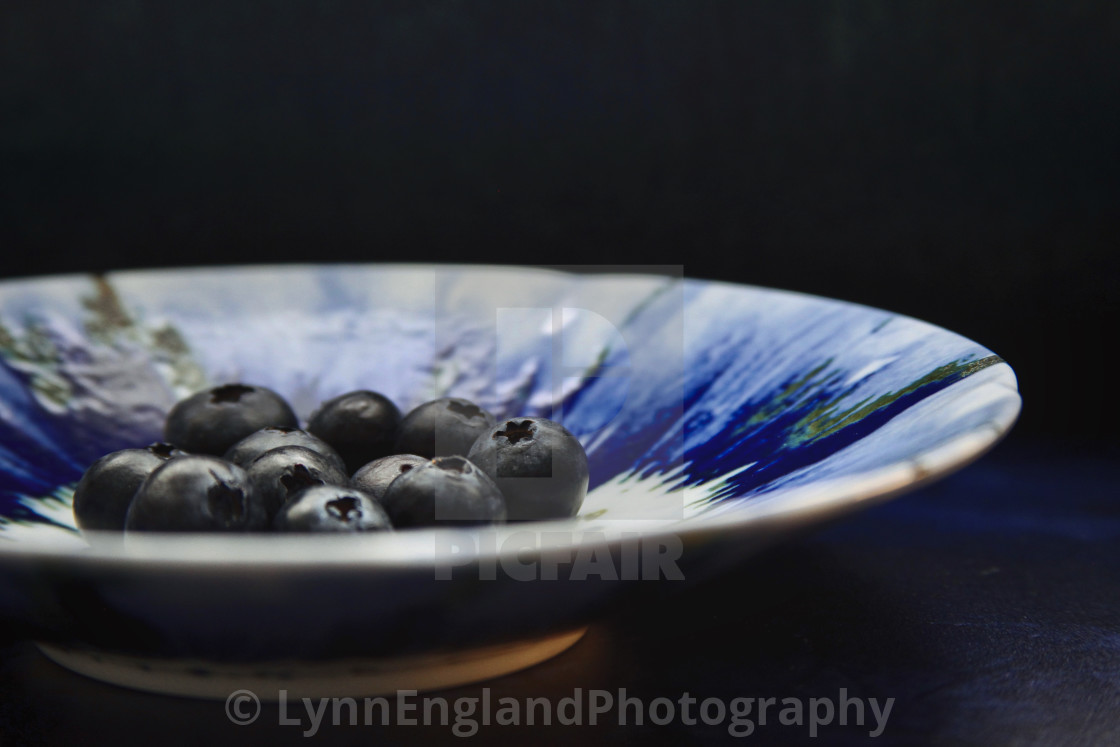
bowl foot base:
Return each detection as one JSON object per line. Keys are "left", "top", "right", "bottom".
{"left": 37, "top": 628, "right": 587, "bottom": 700}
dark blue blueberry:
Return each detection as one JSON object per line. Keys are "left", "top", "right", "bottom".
{"left": 467, "top": 417, "right": 588, "bottom": 521}
{"left": 274, "top": 485, "right": 392, "bottom": 533}
{"left": 350, "top": 454, "right": 428, "bottom": 502}
{"left": 394, "top": 397, "right": 496, "bottom": 459}
{"left": 164, "top": 383, "right": 298, "bottom": 456}
{"left": 73, "top": 442, "right": 185, "bottom": 531}
{"left": 224, "top": 426, "right": 346, "bottom": 473}
{"left": 379, "top": 456, "right": 506, "bottom": 528}
{"left": 306, "top": 390, "right": 401, "bottom": 473}
{"left": 245, "top": 445, "right": 350, "bottom": 521}
{"left": 125, "top": 455, "right": 267, "bottom": 532}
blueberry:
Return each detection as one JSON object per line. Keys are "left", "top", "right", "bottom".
{"left": 72, "top": 442, "right": 185, "bottom": 531}
{"left": 306, "top": 390, "right": 401, "bottom": 473}
{"left": 274, "top": 485, "right": 392, "bottom": 533}
{"left": 394, "top": 397, "right": 496, "bottom": 459}
{"left": 467, "top": 417, "right": 588, "bottom": 521}
{"left": 125, "top": 455, "right": 267, "bottom": 532}
{"left": 379, "top": 456, "right": 506, "bottom": 528}
{"left": 164, "top": 383, "right": 299, "bottom": 456}
{"left": 245, "top": 445, "right": 351, "bottom": 521}
{"left": 351, "top": 454, "right": 429, "bottom": 502}
{"left": 224, "top": 426, "right": 346, "bottom": 473}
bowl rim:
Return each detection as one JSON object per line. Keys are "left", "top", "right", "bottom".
{"left": 0, "top": 263, "right": 1022, "bottom": 572}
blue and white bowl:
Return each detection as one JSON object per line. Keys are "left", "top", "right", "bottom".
{"left": 0, "top": 265, "right": 1020, "bottom": 698}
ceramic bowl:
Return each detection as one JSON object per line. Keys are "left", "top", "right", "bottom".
{"left": 0, "top": 265, "right": 1020, "bottom": 698}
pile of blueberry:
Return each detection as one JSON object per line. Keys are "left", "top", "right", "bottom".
{"left": 72, "top": 384, "right": 588, "bottom": 534}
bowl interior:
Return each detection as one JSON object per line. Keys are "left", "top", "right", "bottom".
{"left": 0, "top": 264, "right": 1020, "bottom": 554}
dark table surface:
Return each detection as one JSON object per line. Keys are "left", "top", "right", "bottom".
{"left": 2, "top": 432, "right": 1117, "bottom": 746}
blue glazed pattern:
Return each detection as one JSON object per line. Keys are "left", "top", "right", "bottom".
{"left": 0, "top": 265, "right": 1019, "bottom": 541}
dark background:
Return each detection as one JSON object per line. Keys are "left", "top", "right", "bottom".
{"left": 2, "top": 4, "right": 1120, "bottom": 744}
{"left": 2, "top": 1, "right": 1117, "bottom": 447}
